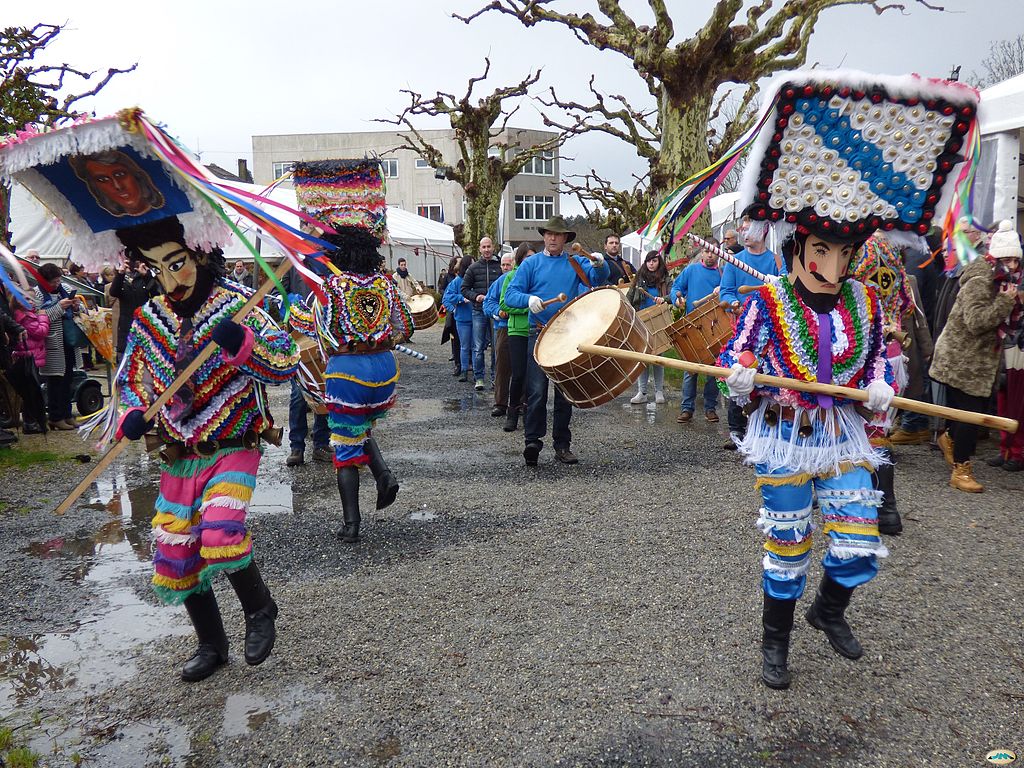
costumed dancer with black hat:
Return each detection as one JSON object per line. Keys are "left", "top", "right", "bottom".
{"left": 503, "top": 215, "right": 608, "bottom": 466}
{"left": 717, "top": 71, "right": 980, "bottom": 689}
{"left": 286, "top": 160, "right": 414, "bottom": 542}
{"left": 0, "top": 113, "right": 302, "bottom": 683}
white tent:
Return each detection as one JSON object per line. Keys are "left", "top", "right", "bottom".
{"left": 977, "top": 73, "right": 1024, "bottom": 232}
{"left": 620, "top": 191, "right": 742, "bottom": 265}
{"left": 9, "top": 180, "right": 458, "bottom": 286}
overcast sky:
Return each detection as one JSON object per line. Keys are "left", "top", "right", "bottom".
{"left": 10, "top": 1, "right": 1019, "bottom": 215}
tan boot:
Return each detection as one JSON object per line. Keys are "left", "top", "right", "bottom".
{"left": 950, "top": 461, "right": 984, "bottom": 493}
{"left": 937, "top": 432, "right": 954, "bottom": 466}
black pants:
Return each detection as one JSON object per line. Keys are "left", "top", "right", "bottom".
{"left": 945, "top": 385, "right": 988, "bottom": 463}
{"left": 507, "top": 334, "right": 529, "bottom": 413}
{"left": 450, "top": 325, "right": 461, "bottom": 370}
{"left": 46, "top": 344, "right": 75, "bottom": 422}
{"left": 728, "top": 401, "right": 748, "bottom": 437}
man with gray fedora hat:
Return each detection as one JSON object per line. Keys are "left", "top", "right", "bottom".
{"left": 504, "top": 215, "right": 609, "bottom": 466}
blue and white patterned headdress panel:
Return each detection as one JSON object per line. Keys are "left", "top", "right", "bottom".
{"left": 739, "top": 70, "right": 980, "bottom": 246}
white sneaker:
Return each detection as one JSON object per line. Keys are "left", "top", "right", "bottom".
{"left": 655, "top": 391, "right": 666, "bottom": 404}
{"left": 629, "top": 391, "right": 648, "bottom": 405}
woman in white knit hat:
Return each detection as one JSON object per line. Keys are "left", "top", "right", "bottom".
{"left": 930, "top": 220, "right": 1023, "bottom": 492}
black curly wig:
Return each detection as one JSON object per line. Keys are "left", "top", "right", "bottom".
{"left": 322, "top": 226, "right": 385, "bottom": 275}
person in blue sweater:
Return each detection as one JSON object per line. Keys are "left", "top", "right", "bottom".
{"left": 717, "top": 226, "right": 781, "bottom": 448}
{"left": 483, "top": 253, "right": 515, "bottom": 417}
{"left": 442, "top": 255, "right": 474, "bottom": 382}
{"left": 671, "top": 239, "right": 724, "bottom": 424}
{"left": 626, "top": 251, "right": 670, "bottom": 405}
{"left": 504, "top": 216, "right": 609, "bottom": 466}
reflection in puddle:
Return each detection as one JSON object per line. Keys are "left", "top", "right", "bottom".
{"left": 222, "top": 686, "right": 332, "bottom": 739}
{"left": 87, "top": 718, "right": 193, "bottom": 767}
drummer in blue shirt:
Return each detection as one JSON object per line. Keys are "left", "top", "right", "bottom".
{"left": 717, "top": 225, "right": 781, "bottom": 448}
{"left": 671, "top": 239, "right": 724, "bottom": 424}
{"left": 504, "top": 215, "right": 609, "bottom": 467}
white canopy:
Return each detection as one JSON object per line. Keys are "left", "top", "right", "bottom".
{"left": 620, "top": 191, "right": 742, "bottom": 265}
{"left": 976, "top": 75, "right": 1024, "bottom": 230}
{"left": 980, "top": 72, "right": 1024, "bottom": 135}
{"left": 9, "top": 179, "right": 458, "bottom": 284}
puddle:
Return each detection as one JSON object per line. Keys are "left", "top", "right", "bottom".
{"left": 222, "top": 685, "right": 332, "bottom": 739}
{"left": 409, "top": 509, "right": 439, "bottom": 522}
{"left": 86, "top": 718, "right": 193, "bottom": 767}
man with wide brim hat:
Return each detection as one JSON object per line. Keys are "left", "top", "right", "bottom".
{"left": 504, "top": 214, "right": 608, "bottom": 466}
{"left": 537, "top": 215, "right": 577, "bottom": 242}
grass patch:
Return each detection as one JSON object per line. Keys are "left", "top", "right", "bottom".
{"left": 0, "top": 726, "right": 12, "bottom": 750}
{"left": 0, "top": 449, "right": 66, "bottom": 470}
{"left": 6, "top": 747, "right": 42, "bottom": 768}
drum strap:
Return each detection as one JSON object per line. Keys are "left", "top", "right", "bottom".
{"left": 567, "top": 256, "right": 591, "bottom": 289}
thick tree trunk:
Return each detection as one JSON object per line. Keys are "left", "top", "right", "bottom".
{"left": 651, "top": 88, "right": 716, "bottom": 244}
{"left": 462, "top": 151, "right": 503, "bottom": 254}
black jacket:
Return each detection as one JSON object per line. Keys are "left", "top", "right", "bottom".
{"left": 605, "top": 255, "right": 635, "bottom": 286}
{"left": 0, "top": 299, "right": 25, "bottom": 370}
{"left": 110, "top": 271, "right": 160, "bottom": 353}
{"left": 461, "top": 257, "right": 504, "bottom": 309}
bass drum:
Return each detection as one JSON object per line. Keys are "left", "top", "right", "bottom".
{"left": 534, "top": 286, "right": 650, "bottom": 408}
{"left": 407, "top": 293, "right": 439, "bottom": 330}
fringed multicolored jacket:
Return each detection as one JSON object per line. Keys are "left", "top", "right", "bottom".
{"left": 289, "top": 271, "right": 414, "bottom": 348}
{"left": 718, "top": 277, "right": 893, "bottom": 411}
{"left": 114, "top": 280, "right": 298, "bottom": 446}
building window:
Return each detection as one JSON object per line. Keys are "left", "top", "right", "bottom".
{"left": 520, "top": 150, "right": 554, "bottom": 176}
{"left": 381, "top": 158, "right": 399, "bottom": 178}
{"left": 415, "top": 158, "right": 432, "bottom": 170}
{"left": 271, "top": 161, "right": 295, "bottom": 179}
{"left": 417, "top": 204, "right": 443, "bottom": 222}
{"left": 514, "top": 195, "right": 554, "bottom": 221}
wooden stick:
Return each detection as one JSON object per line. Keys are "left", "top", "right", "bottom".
{"left": 738, "top": 284, "right": 761, "bottom": 295}
{"left": 541, "top": 292, "right": 568, "bottom": 308}
{"left": 577, "top": 343, "right": 1019, "bottom": 433}
{"left": 55, "top": 258, "right": 296, "bottom": 515}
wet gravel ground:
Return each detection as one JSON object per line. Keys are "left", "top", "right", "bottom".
{"left": 1, "top": 322, "right": 1022, "bottom": 767}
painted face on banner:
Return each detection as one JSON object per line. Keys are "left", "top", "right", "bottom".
{"left": 788, "top": 235, "right": 857, "bottom": 295}
{"left": 139, "top": 242, "right": 199, "bottom": 302}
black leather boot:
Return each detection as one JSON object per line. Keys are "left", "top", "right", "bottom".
{"left": 874, "top": 450, "right": 902, "bottom": 535}
{"left": 336, "top": 466, "right": 361, "bottom": 543}
{"left": 181, "top": 588, "right": 229, "bottom": 682}
{"left": 805, "top": 575, "right": 863, "bottom": 659}
{"left": 364, "top": 437, "right": 399, "bottom": 510}
{"left": 226, "top": 562, "right": 278, "bottom": 666}
{"left": 761, "top": 594, "right": 796, "bottom": 689}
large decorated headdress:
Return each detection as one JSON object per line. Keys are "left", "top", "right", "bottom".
{"left": 738, "top": 70, "right": 980, "bottom": 249}
{"left": 0, "top": 110, "right": 231, "bottom": 272}
{"left": 291, "top": 159, "right": 387, "bottom": 240}
{"left": 849, "top": 234, "right": 914, "bottom": 327}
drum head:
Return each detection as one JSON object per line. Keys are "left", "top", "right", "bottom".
{"left": 408, "top": 294, "right": 435, "bottom": 312}
{"left": 536, "top": 288, "right": 625, "bottom": 367}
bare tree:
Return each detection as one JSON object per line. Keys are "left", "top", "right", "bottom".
{"left": 456, "top": 0, "right": 943, "bottom": 228}
{"left": 969, "top": 34, "right": 1024, "bottom": 88}
{"left": 1, "top": 23, "right": 137, "bottom": 242}
{"left": 378, "top": 59, "right": 566, "bottom": 251}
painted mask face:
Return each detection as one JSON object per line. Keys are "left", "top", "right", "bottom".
{"left": 83, "top": 159, "right": 147, "bottom": 216}
{"left": 140, "top": 241, "right": 199, "bottom": 303}
{"left": 788, "top": 235, "right": 857, "bottom": 295}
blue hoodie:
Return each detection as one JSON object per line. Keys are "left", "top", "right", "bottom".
{"left": 718, "top": 249, "right": 780, "bottom": 306}
{"left": 482, "top": 272, "right": 508, "bottom": 329}
{"left": 671, "top": 261, "right": 722, "bottom": 314}
{"left": 442, "top": 275, "right": 473, "bottom": 322}
{"left": 504, "top": 251, "right": 610, "bottom": 326}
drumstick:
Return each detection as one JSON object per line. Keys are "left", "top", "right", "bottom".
{"left": 738, "top": 285, "right": 761, "bottom": 295}
{"left": 55, "top": 257, "right": 295, "bottom": 516}
{"left": 577, "top": 343, "right": 1019, "bottom": 433}
{"left": 541, "top": 293, "right": 568, "bottom": 308}
{"left": 395, "top": 344, "right": 427, "bottom": 361}
{"left": 686, "top": 232, "right": 769, "bottom": 283}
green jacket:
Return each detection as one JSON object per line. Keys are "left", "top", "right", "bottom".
{"left": 499, "top": 268, "right": 530, "bottom": 337}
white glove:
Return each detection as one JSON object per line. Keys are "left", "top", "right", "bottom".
{"left": 865, "top": 380, "right": 895, "bottom": 412}
{"left": 528, "top": 295, "right": 544, "bottom": 314}
{"left": 725, "top": 363, "right": 756, "bottom": 398}
{"left": 763, "top": 274, "right": 781, "bottom": 286}
{"left": 589, "top": 252, "right": 605, "bottom": 265}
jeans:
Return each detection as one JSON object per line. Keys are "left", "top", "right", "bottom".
{"left": 637, "top": 364, "right": 664, "bottom": 394}
{"left": 524, "top": 332, "right": 571, "bottom": 450}
{"left": 681, "top": 373, "right": 719, "bottom": 413}
{"left": 900, "top": 368, "right": 932, "bottom": 431}
{"left": 727, "top": 401, "right": 747, "bottom": 437}
{"left": 45, "top": 344, "right": 75, "bottom": 422}
{"left": 507, "top": 334, "right": 529, "bottom": 413}
{"left": 456, "top": 319, "right": 473, "bottom": 374}
{"left": 471, "top": 310, "right": 494, "bottom": 381}
{"left": 289, "top": 379, "right": 329, "bottom": 450}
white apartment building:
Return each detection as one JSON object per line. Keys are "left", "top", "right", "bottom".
{"left": 251, "top": 127, "right": 560, "bottom": 245}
